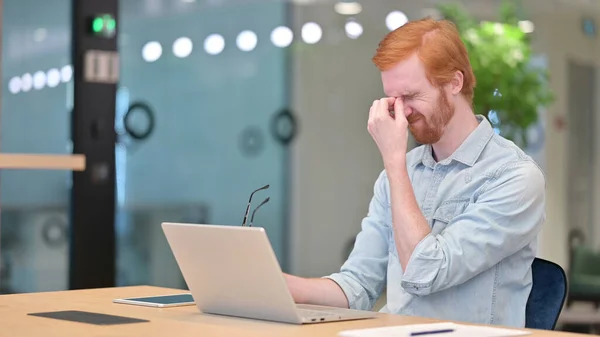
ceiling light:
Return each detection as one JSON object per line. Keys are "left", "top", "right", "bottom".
{"left": 271, "top": 26, "right": 293, "bottom": 48}
{"left": 8, "top": 77, "right": 21, "bottom": 94}
{"left": 301, "top": 22, "right": 322, "bottom": 44}
{"left": 204, "top": 34, "right": 225, "bottom": 55}
{"left": 21, "top": 73, "right": 33, "bottom": 92}
{"left": 386, "top": 11, "right": 408, "bottom": 31}
{"left": 518, "top": 20, "right": 535, "bottom": 33}
{"left": 142, "top": 41, "right": 162, "bottom": 62}
{"left": 173, "top": 37, "right": 193, "bottom": 58}
{"left": 236, "top": 30, "right": 258, "bottom": 52}
{"left": 334, "top": 2, "right": 362, "bottom": 15}
{"left": 33, "top": 71, "right": 46, "bottom": 90}
{"left": 345, "top": 20, "right": 363, "bottom": 39}
{"left": 60, "top": 65, "right": 73, "bottom": 83}
{"left": 47, "top": 68, "right": 61, "bottom": 88}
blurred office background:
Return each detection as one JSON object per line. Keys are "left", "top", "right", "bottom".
{"left": 0, "top": 0, "right": 599, "bottom": 333}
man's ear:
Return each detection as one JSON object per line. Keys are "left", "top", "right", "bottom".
{"left": 450, "top": 70, "right": 464, "bottom": 95}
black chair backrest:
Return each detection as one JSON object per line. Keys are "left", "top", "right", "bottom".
{"left": 525, "top": 258, "right": 568, "bottom": 330}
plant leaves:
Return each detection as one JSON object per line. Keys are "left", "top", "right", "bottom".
{"left": 436, "top": 0, "right": 554, "bottom": 147}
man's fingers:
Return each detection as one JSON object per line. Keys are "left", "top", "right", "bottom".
{"left": 394, "top": 97, "right": 404, "bottom": 116}
{"left": 385, "top": 97, "right": 396, "bottom": 108}
{"left": 393, "top": 98, "right": 409, "bottom": 125}
{"left": 379, "top": 97, "right": 396, "bottom": 119}
{"left": 369, "top": 100, "right": 378, "bottom": 120}
{"left": 370, "top": 97, "right": 397, "bottom": 123}
{"left": 378, "top": 98, "right": 392, "bottom": 118}
{"left": 368, "top": 100, "right": 379, "bottom": 132}
{"left": 379, "top": 97, "right": 391, "bottom": 107}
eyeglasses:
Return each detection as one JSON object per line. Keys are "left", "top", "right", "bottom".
{"left": 241, "top": 184, "right": 271, "bottom": 227}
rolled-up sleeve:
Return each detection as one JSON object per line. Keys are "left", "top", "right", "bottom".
{"left": 401, "top": 161, "right": 545, "bottom": 296}
{"left": 324, "top": 170, "right": 391, "bottom": 310}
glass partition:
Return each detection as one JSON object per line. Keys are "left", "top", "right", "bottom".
{"left": 0, "top": 0, "right": 72, "bottom": 293}
{"left": 115, "top": 0, "right": 291, "bottom": 288}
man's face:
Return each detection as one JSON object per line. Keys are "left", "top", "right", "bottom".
{"left": 381, "top": 53, "right": 454, "bottom": 144}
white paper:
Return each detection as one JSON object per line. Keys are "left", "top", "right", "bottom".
{"left": 338, "top": 322, "right": 531, "bottom": 337}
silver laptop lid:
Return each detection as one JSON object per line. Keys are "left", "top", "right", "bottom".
{"left": 161, "top": 222, "right": 302, "bottom": 324}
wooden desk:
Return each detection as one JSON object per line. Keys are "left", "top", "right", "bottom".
{"left": 0, "top": 286, "right": 586, "bottom": 337}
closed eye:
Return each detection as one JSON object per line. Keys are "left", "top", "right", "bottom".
{"left": 403, "top": 92, "right": 426, "bottom": 101}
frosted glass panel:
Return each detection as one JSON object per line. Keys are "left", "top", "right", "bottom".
{"left": 116, "top": 0, "right": 290, "bottom": 287}
{"left": 0, "top": 0, "right": 72, "bottom": 293}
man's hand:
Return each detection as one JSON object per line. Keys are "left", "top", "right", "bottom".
{"left": 367, "top": 97, "right": 409, "bottom": 168}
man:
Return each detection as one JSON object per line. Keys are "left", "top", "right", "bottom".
{"left": 284, "top": 17, "right": 545, "bottom": 328}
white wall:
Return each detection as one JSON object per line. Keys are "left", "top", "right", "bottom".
{"left": 288, "top": 6, "right": 379, "bottom": 277}
{"left": 288, "top": 0, "right": 600, "bottom": 277}
{"left": 528, "top": 8, "right": 600, "bottom": 268}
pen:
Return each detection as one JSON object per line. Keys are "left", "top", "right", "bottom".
{"left": 410, "top": 328, "right": 454, "bottom": 336}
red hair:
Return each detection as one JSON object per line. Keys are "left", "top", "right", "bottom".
{"left": 372, "top": 17, "right": 476, "bottom": 104}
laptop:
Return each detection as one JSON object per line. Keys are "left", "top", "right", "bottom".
{"left": 161, "top": 222, "right": 377, "bottom": 324}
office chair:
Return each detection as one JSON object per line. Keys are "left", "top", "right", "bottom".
{"left": 525, "top": 257, "right": 568, "bottom": 330}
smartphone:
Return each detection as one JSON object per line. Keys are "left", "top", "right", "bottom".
{"left": 113, "top": 293, "right": 195, "bottom": 308}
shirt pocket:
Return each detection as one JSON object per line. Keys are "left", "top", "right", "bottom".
{"left": 431, "top": 199, "right": 469, "bottom": 235}
{"left": 387, "top": 199, "right": 469, "bottom": 256}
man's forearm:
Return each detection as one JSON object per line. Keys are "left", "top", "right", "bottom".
{"left": 385, "top": 160, "right": 431, "bottom": 268}
{"left": 283, "top": 273, "right": 349, "bottom": 308}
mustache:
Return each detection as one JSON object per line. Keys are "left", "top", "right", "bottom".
{"left": 407, "top": 112, "right": 423, "bottom": 124}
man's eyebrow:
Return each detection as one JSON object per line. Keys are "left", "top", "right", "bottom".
{"left": 384, "top": 92, "right": 413, "bottom": 97}
{"left": 384, "top": 91, "right": 418, "bottom": 98}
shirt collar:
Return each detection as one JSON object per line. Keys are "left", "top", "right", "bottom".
{"left": 419, "top": 115, "right": 494, "bottom": 168}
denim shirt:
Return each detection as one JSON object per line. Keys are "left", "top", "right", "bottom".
{"left": 325, "top": 115, "right": 546, "bottom": 327}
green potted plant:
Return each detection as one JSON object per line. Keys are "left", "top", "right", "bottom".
{"left": 436, "top": 0, "right": 554, "bottom": 147}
